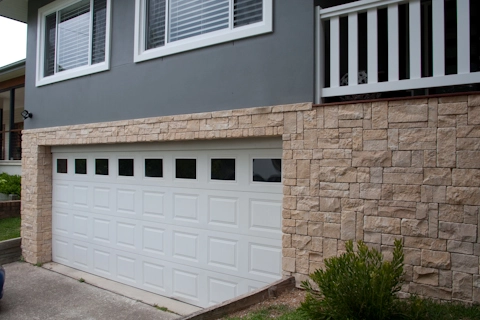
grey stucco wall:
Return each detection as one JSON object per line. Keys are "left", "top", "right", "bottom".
{"left": 24, "top": 0, "right": 315, "bottom": 129}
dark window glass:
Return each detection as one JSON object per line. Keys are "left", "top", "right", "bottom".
{"left": 75, "top": 159, "right": 87, "bottom": 174}
{"left": 57, "top": 159, "right": 68, "bottom": 173}
{"left": 253, "top": 159, "right": 281, "bottom": 182}
{"left": 119, "top": 159, "right": 134, "bottom": 176}
{"left": 145, "top": 159, "right": 163, "bottom": 177}
{"left": 211, "top": 159, "right": 235, "bottom": 181}
{"left": 176, "top": 159, "right": 196, "bottom": 179}
{"left": 95, "top": 159, "right": 109, "bottom": 175}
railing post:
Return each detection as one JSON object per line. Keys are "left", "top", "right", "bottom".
{"left": 9, "top": 88, "right": 15, "bottom": 160}
{"left": 315, "top": 6, "right": 324, "bottom": 104}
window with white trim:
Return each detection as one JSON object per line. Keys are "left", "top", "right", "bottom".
{"left": 134, "top": 0, "right": 272, "bottom": 62}
{"left": 36, "top": 0, "right": 111, "bottom": 86}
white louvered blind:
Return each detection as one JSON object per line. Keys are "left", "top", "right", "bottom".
{"left": 57, "top": 0, "right": 90, "bottom": 72}
{"left": 169, "top": 0, "right": 230, "bottom": 42}
{"left": 233, "top": 0, "right": 262, "bottom": 27}
{"left": 146, "top": 0, "right": 166, "bottom": 49}
{"left": 144, "top": 0, "right": 264, "bottom": 50}
{"left": 43, "top": 0, "right": 107, "bottom": 77}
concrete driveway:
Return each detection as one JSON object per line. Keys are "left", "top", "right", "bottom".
{"left": 0, "top": 262, "right": 181, "bottom": 320}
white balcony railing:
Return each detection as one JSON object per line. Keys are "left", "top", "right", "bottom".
{"left": 316, "top": 0, "right": 480, "bottom": 102}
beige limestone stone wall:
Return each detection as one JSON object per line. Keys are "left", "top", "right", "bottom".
{"left": 21, "top": 95, "right": 480, "bottom": 303}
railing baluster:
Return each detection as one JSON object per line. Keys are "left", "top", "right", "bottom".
{"left": 388, "top": 4, "right": 399, "bottom": 81}
{"left": 432, "top": 0, "right": 445, "bottom": 77}
{"left": 330, "top": 16, "right": 340, "bottom": 88}
{"left": 348, "top": 13, "right": 358, "bottom": 86}
{"left": 367, "top": 8, "right": 378, "bottom": 84}
{"left": 457, "top": 0, "right": 470, "bottom": 74}
{"left": 409, "top": 0, "right": 421, "bottom": 79}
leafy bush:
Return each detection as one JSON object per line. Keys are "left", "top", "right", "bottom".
{"left": 299, "top": 239, "right": 404, "bottom": 320}
{"left": 0, "top": 172, "right": 21, "bottom": 197}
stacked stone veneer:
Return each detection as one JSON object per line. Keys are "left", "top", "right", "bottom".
{"left": 22, "top": 95, "right": 480, "bottom": 303}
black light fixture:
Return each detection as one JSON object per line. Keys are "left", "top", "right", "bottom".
{"left": 21, "top": 110, "right": 32, "bottom": 119}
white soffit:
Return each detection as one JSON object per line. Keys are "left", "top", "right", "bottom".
{"left": 0, "top": 0, "right": 28, "bottom": 23}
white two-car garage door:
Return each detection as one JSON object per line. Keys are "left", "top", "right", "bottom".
{"left": 51, "top": 139, "right": 282, "bottom": 307}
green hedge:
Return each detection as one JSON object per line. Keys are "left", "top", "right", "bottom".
{"left": 0, "top": 172, "right": 21, "bottom": 197}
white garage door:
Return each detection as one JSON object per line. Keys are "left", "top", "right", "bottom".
{"left": 51, "top": 139, "right": 282, "bottom": 307}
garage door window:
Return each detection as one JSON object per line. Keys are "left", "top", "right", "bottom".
{"left": 176, "top": 158, "right": 196, "bottom": 179}
{"left": 75, "top": 159, "right": 87, "bottom": 174}
{"left": 57, "top": 159, "right": 68, "bottom": 173}
{"left": 145, "top": 159, "right": 163, "bottom": 177}
{"left": 211, "top": 158, "right": 235, "bottom": 181}
{"left": 252, "top": 159, "right": 281, "bottom": 182}
{"left": 95, "top": 159, "right": 109, "bottom": 175}
{"left": 119, "top": 159, "right": 134, "bottom": 176}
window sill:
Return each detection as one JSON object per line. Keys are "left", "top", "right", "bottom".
{"left": 36, "top": 62, "right": 109, "bottom": 87}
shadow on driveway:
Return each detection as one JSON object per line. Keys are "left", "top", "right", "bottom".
{"left": 0, "top": 262, "right": 179, "bottom": 320}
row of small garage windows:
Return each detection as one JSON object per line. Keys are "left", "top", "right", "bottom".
{"left": 56, "top": 158, "right": 282, "bottom": 182}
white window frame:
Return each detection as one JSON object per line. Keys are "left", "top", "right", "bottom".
{"left": 35, "top": 0, "right": 112, "bottom": 87}
{"left": 133, "top": 0, "right": 273, "bottom": 63}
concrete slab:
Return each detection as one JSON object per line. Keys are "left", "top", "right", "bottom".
{"left": 43, "top": 262, "right": 201, "bottom": 316}
{"left": 0, "top": 262, "right": 183, "bottom": 320}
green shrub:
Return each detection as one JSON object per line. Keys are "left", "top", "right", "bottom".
{"left": 299, "top": 239, "right": 404, "bottom": 320}
{"left": 0, "top": 172, "right": 21, "bottom": 197}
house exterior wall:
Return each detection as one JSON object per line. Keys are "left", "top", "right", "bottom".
{"left": 24, "top": 0, "right": 315, "bottom": 130}
{"left": 22, "top": 94, "right": 480, "bottom": 303}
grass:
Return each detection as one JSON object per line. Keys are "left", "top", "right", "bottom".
{"left": 0, "top": 217, "right": 21, "bottom": 241}
{"left": 222, "top": 299, "right": 480, "bottom": 320}
{"left": 224, "top": 305, "right": 304, "bottom": 320}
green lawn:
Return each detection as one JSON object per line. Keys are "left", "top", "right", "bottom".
{"left": 0, "top": 217, "right": 21, "bottom": 241}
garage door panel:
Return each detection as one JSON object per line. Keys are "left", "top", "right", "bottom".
{"left": 52, "top": 141, "right": 282, "bottom": 307}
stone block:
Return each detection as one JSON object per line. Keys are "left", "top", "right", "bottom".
{"left": 409, "top": 283, "right": 452, "bottom": 300}
{"left": 370, "top": 167, "right": 383, "bottom": 183}
{"left": 464, "top": 206, "right": 479, "bottom": 225}
{"left": 384, "top": 172, "right": 423, "bottom": 185}
{"left": 447, "top": 240, "right": 474, "bottom": 254}
{"left": 319, "top": 197, "right": 341, "bottom": 212}
{"left": 363, "top": 129, "right": 387, "bottom": 140}
{"left": 308, "top": 222, "right": 323, "bottom": 237}
{"left": 393, "top": 185, "right": 421, "bottom": 202}
{"left": 457, "top": 138, "right": 480, "bottom": 151}
{"left": 378, "top": 206, "right": 416, "bottom": 219}
{"left": 296, "top": 160, "right": 311, "bottom": 179}
{"left": 357, "top": 167, "right": 370, "bottom": 182}
{"left": 296, "top": 220, "right": 308, "bottom": 235}
{"left": 439, "top": 270, "right": 452, "bottom": 288}
{"left": 451, "top": 253, "right": 479, "bottom": 274}
{"left": 341, "top": 211, "right": 356, "bottom": 240}
{"left": 324, "top": 107, "right": 339, "bottom": 129}
{"left": 335, "top": 167, "right": 357, "bottom": 183}
{"left": 364, "top": 232, "right": 381, "bottom": 244}
{"left": 401, "top": 219, "right": 428, "bottom": 236}
{"left": 364, "top": 216, "right": 401, "bottom": 234}
{"left": 372, "top": 101, "right": 388, "bottom": 129}
{"left": 283, "top": 257, "right": 296, "bottom": 272}
{"left": 438, "top": 221, "right": 477, "bottom": 242}
{"left": 424, "top": 168, "right": 452, "bottom": 186}
{"left": 438, "top": 102, "right": 468, "bottom": 115}
{"left": 446, "top": 187, "right": 480, "bottom": 205}
{"left": 324, "top": 223, "right": 341, "bottom": 238}
{"left": 468, "top": 95, "right": 480, "bottom": 107}
{"left": 413, "top": 266, "right": 439, "bottom": 286}
{"left": 468, "top": 106, "right": 480, "bottom": 125}
{"left": 297, "top": 197, "right": 320, "bottom": 211}
{"left": 338, "top": 104, "right": 364, "bottom": 120}
{"left": 311, "top": 237, "right": 323, "bottom": 252}
{"left": 452, "top": 272, "right": 473, "bottom": 300}
{"left": 457, "top": 125, "right": 480, "bottom": 138}
{"left": 324, "top": 212, "right": 341, "bottom": 223}
{"left": 398, "top": 128, "right": 437, "bottom": 150}
{"left": 421, "top": 250, "right": 451, "bottom": 269}
{"left": 428, "top": 98, "right": 438, "bottom": 127}
{"left": 392, "top": 151, "right": 411, "bottom": 167}
{"left": 424, "top": 150, "right": 437, "bottom": 168}
{"left": 389, "top": 104, "right": 428, "bottom": 122}
{"left": 421, "top": 185, "right": 446, "bottom": 203}
{"left": 323, "top": 238, "right": 338, "bottom": 258}
{"left": 341, "top": 199, "right": 364, "bottom": 212}
{"left": 457, "top": 151, "right": 480, "bottom": 168}
{"left": 438, "top": 115, "right": 456, "bottom": 127}
{"left": 292, "top": 235, "right": 312, "bottom": 250}
{"left": 437, "top": 128, "right": 456, "bottom": 167}
{"left": 359, "top": 183, "right": 382, "bottom": 200}
{"left": 388, "top": 129, "right": 399, "bottom": 150}
{"left": 363, "top": 140, "right": 387, "bottom": 150}
{"left": 439, "top": 204, "right": 464, "bottom": 223}
{"left": 352, "top": 151, "right": 392, "bottom": 167}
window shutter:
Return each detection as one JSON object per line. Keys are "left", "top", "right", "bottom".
{"left": 233, "top": 0, "right": 262, "bottom": 28}
{"left": 44, "top": 13, "right": 57, "bottom": 77}
{"left": 169, "top": 0, "right": 229, "bottom": 43}
{"left": 57, "top": 0, "right": 90, "bottom": 72}
{"left": 92, "top": 0, "right": 107, "bottom": 64}
{"left": 146, "top": 0, "right": 166, "bottom": 49}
